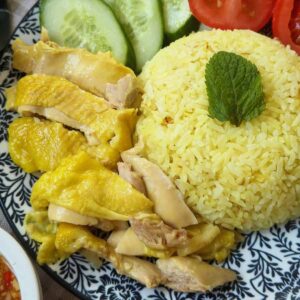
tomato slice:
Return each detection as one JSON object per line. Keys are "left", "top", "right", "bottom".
{"left": 272, "top": 0, "right": 300, "bottom": 55}
{"left": 188, "top": 0, "right": 275, "bottom": 31}
{"left": 289, "top": 1, "right": 300, "bottom": 44}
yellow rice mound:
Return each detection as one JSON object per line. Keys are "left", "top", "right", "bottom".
{"left": 136, "top": 30, "right": 300, "bottom": 231}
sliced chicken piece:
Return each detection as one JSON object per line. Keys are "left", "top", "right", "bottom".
{"left": 117, "top": 162, "right": 146, "bottom": 194}
{"left": 130, "top": 217, "right": 188, "bottom": 250}
{"left": 105, "top": 74, "right": 142, "bottom": 109}
{"left": 121, "top": 152, "right": 197, "bottom": 228}
{"left": 55, "top": 223, "right": 163, "bottom": 288}
{"left": 48, "top": 203, "right": 99, "bottom": 226}
{"left": 12, "top": 39, "right": 141, "bottom": 108}
{"left": 31, "top": 152, "right": 153, "bottom": 221}
{"left": 177, "top": 223, "right": 221, "bottom": 257}
{"left": 24, "top": 210, "right": 57, "bottom": 244}
{"left": 48, "top": 204, "right": 128, "bottom": 232}
{"left": 120, "top": 256, "right": 163, "bottom": 288}
{"left": 7, "top": 74, "right": 137, "bottom": 144}
{"left": 107, "top": 230, "right": 127, "bottom": 248}
{"left": 37, "top": 235, "right": 68, "bottom": 265}
{"left": 18, "top": 106, "right": 98, "bottom": 145}
{"left": 115, "top": 227, "right": 149, "bottom": 256}
{"left": 114, "top": 227, "right": 173, "bottom": 258}
{"left": 8, "top": 117, "right": 86, "bottom": 173}
{"left": 156, "top": 257, "right": 236, "bottom": 292}
{"left": 24, "top": 210, "right": 68, "bottom": 264}
{"left": 6, "top": 74, "right": 137, "bottom": 168}
{"left": 197, "top": 228, "right": 240, "bottom": 263}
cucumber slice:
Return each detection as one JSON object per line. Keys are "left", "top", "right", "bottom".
{"left": 40, "top": 0, "right": 135, "bottom": 67}
{"left": 104, "top": 0, "right": 163, "bottom": 72}
{"left": 162, "top": 0, "right": 198, "bottom": 42}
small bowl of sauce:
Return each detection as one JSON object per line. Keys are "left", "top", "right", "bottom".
{"left": 0, "top": 228, "right": 42, "bottom": 300}
{"left": 0, "top": 255, "right": 21, "bottom": 300}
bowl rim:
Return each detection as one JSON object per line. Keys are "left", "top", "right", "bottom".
{"left": 0, "top": 227, "right": 42, "bottom": 300}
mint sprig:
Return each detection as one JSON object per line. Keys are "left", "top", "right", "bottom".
{"left": 205, "top": 51, "right": 265, "bottom": 126}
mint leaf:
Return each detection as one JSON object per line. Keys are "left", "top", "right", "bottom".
{"left": 205, "top": 51, "right": 265, "bottom": 126}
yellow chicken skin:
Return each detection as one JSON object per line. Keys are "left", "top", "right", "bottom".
{"left": 55, "top": 223, "right": 110, "bottom": 257}
{"left": 197, "top": 229, "right": 241, "bottom": 263}
{"left": 24, "top": 210, "right": 68, "bottom": 264}
{"left": 176, "top": 224, "right": 240, "bottom": 262}
{"left": 6, "top": 74, "right": 137, "bottom": 168}
{"left": 8, "top": 117, "right": 86, "bottom": 173}
{"left": 55, "top": 223, "right": 235, "bottom": 290}
{"left": 12, "top": 39, "right": 140, "bottom": 108}
{"left": 31, "top": 152, "right": 153, "bottom": 220}
{"left": 5, "top": 74, "right": 109, "bottom": 114}
{"left": 55, "top": 223, "right": 163, "bottom": 288}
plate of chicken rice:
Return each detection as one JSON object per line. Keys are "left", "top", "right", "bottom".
{"left": 0, "top": 1, "right": 300, "bottom": 300}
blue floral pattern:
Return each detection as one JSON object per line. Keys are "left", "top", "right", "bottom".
{"left": 0, "top": 2, "right": 299, "bottom": 299}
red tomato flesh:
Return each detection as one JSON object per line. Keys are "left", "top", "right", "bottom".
{"left": 289, "top": 0, "right": 300, "bottom": 44}
{"left": 3, "top": 271, "right": 13, "bottom": 289}
{"left": 188, "top": 0, "right": 275, "bottom": 31}
{"left": 272, "top": 0, "right": 300, "bottom": 54}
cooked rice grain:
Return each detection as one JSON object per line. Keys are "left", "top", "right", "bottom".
{"left": 136, "top": 30, "right": 300, "bottom": 231}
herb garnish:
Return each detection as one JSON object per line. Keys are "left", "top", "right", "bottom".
{"left": 205, "top": 51, "right": 265, "bottom": 126}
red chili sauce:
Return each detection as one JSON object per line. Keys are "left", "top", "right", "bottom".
{"left": 0, "top": 256, "right": 21, "bottom": 300}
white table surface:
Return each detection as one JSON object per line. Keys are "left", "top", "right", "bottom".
{"left": 1, "top": 1, "right": 80, "bottom": 299}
